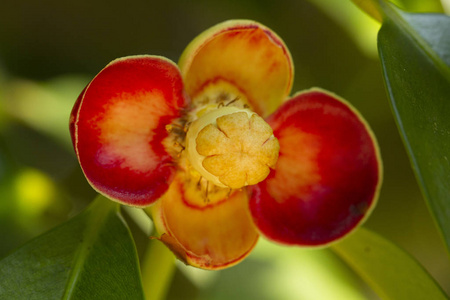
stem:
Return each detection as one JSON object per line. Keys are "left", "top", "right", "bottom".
{"left": 141, "top": 240, "right": 177, "bottom": 300}
{"left": 121, "top": 205, "right": 176, "bottom": 300}
{"left": 122, "top": 205, "right": 154, "bottom": 236}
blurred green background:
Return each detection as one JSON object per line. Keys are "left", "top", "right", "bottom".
{"left": 0, "top": 0, "right": 449, "bottom": 299}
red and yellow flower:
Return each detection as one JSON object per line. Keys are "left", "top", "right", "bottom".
{"left": 70, "top": 20, "right": 382, "bottom": 270}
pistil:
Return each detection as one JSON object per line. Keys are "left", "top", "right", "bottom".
{"left": 185, "top": 107, "right": 279, "bottom": 189}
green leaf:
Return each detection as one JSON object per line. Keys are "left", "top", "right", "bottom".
{"left": 332, "top": 228, "right": 448, "bottom": 299}
{"left": 0, "top": 195, "right": 145, "bottom": 299}
{"left": 377, "top": 2, "right": 450, "bottom": 252}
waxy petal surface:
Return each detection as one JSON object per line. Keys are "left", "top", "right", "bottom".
{"left": 152, "top": 172, "right": 259, "bottom": 270}
{"left": 70, "top": 56, "right": 187, "bottom": 207}
{"left": 248, "top": 89, "right": 382, "bottom": 246}
{"left": 179, "top": 20, "right": 293, "bottom": 117}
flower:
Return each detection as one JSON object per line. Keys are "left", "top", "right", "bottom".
{"left": 70, "top": 20, "right": 382, "bottom": 270}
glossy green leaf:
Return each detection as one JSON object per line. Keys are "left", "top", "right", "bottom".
{"left": 0, "top": 195, "right": 145, "bottom": 299}
{"left": 333, "top": 228, "right": 448, "bottom": 299}
{"left": 377, "top": 2, "right": 450, "bottom": 252}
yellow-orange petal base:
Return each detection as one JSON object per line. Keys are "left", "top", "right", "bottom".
{"left": 248, "top": 89, "right": 382, "bottom": 246}
{"left": 151, "top": 172, "right": 259, "bottom": 270}
{"left": 179, "top": 20, "right": 293, "bottom": 117}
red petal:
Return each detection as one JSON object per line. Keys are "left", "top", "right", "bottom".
{"left": 248, "top": 89, "right": 382, "bottom": 246}
{"left": 70, "top": 56, "right": 188, "bottom": 206}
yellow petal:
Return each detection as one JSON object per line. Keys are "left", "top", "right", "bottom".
{"left": 151, "top": 172, "right": 259, "bottom": 270}
{"left": 179, "top": 20, "right": 293, "bottom": 117}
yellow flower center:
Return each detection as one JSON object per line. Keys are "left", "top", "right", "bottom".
{"left": 185, "top": 107, "right": 279, "bottom": 189}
